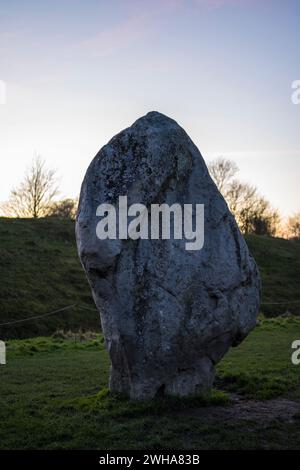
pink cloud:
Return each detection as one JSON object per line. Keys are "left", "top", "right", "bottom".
{"left": 78, "top": 0, "right": 256, "bottom": 58}
{"left": 80, "top": 15, "right": 148, "bottom": 58}
{"left": 78, "top": 1, "right": 185, "bottom": 58}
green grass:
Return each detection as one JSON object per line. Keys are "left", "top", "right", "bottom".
{"left": 1, "top": 317, "right": 300, "bottom": 449}
{"left": 0, "top": 218, "right": 299, "bottom": 339}
{"left": 217, "top": 316, "right": 300, "bottom": 399}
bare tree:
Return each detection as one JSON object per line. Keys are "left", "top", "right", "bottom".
{"left": 208, "top": 157, "right": 238, "bottom": 194}
{"left": 225, "top": 179, "right": 257, "bottom": 216}
{"left": 47, "top": 198, "right": 78, "bottom": 220}
{"left": 238, "top": 195, "right": 280, "bottom": 236}
{"left": 208, "top": 157, "right": 280, "bottom": 236}
{"left": 2, "top": 156, "right": 59, "bottom": 218}
{"left": 286, "top": 212, "right": 300, "bottom": 239}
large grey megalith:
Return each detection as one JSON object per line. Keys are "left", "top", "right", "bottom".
{"left": 76, "top": 111, "right": 260, "bottom": 400}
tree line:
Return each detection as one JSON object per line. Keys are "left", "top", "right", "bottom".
{"left": 1, "top": 156, "right": 299, "bottom": 239}
{"left": 208, "top": 158, "right": 299, "bottom": 239}
{"left": 1, "top": 157, "right": 77, "bottom": 220}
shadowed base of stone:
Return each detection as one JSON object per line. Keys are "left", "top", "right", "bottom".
{"left": 109, "top": 357, "right": 215, "bottom": 400}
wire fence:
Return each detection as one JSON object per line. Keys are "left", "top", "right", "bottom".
{"left": 0, "top": 304, "right": 98, "bottom": 328}
{"left": 0, "top": 299, "right": 299, "bottom": 328}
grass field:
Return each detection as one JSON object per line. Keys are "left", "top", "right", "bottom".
{"left": 1, "top": 317, "right": 300, "bottom": 450}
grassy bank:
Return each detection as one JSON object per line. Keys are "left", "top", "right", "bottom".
{"left": 0, "top": 217, "right": 99, "bottom": 339}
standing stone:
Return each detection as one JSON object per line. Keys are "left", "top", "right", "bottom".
{"left": 76, "top": 111, "right": 260, "bottom": 400}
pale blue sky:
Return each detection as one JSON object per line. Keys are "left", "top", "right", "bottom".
{"left": 0, "top": 0, "right": 299, "bottom": 215}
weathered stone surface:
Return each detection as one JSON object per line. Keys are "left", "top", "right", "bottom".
{"left": 76, "top": 111, "right": 260, "bottom": 400}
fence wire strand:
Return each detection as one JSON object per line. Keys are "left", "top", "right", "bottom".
{"left": 0, "top": 304, "right": 97, "bottom": 327}
{"left": 0, "top": 299, "right": 299, "bottom": 328}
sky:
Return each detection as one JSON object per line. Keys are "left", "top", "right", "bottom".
{"left": 0, "top": 0, "right": 299, "bottom": 216}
